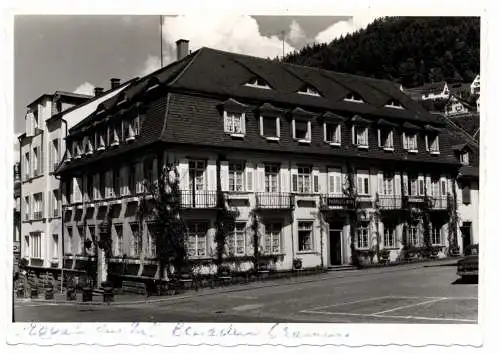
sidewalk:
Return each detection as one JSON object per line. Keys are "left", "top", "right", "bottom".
{"left": 14, "top": 258, "right": 457, "bottom": 306}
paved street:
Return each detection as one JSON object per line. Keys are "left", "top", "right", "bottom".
{"left": 14, "top": 264, "right": 478, "bottom": 323}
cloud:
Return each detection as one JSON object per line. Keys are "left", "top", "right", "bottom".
{"left": 138, "top": 55, "right": 161, "bottom": 77}
{"left": 315, "top": 15, "right": 379, "bottom": 43}
{"left": 73, "top": 82, "right": 95, "bottom": 96}
{"left": 286, "top": 20, "right": 308, "bottom": 48}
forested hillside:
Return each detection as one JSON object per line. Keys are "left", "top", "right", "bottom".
{"left": 282, "top": 17, "right": 480, "bottom": 88}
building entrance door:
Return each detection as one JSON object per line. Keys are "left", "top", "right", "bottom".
{"left": 329, "top": 223, "right": 343, "bottom": 265}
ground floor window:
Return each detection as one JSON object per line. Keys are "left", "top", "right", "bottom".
{"left": 130, "top": 222, "right": 142, "bottom": 257}
{"left": 264, "top": 222, "right": 281, "bottom": 254}
{"left": 186, "top": 222, "right": 208, "bottom": 257}
{"left": 52, "top": 234, "right": 58, "bottom": 258}
{"left": 227, "top": 221, "right": 246, "bottom": 256}
{"left": 298, "top": 221, "right": 314, "bottom": 252}
{"left": 431, "top": 226, "right": 442, "bottom": 245}
{"left": 146, "top": 222, "right": 157, "bottom": 258}
{"left": 356, "top": 224, "right": 369, "bottom": 249}
{"left": 383, "top": 225, "right": 396, "bottom": 248}
{"left": 30, "top": 232, "right": 42, "bottom": 259}
{"left": 408, "top": 225, "right": 419, "bottom": 246}
{"left": 114, "top": 223, "right": 123, "bottom": 256}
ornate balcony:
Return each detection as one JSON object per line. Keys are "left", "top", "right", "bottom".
{"left": 428, "top": 196, "right": 449, "bottom": 210}
{"left": 180, "top": 190, "right": 218, "bottom": 209}
{"left": 377, "top": 195, "right": 403, "bottom": 210}
{"left": 255, "top": 192, "right": 294, "bottom": 209}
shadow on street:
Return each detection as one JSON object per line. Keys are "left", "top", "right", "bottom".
{"left": 452, "top": 277, "right": 478, "bottom": 285}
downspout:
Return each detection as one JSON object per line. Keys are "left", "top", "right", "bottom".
{"left": 55, "top": 116, "right": 68, "bottom": 293}
{"left": 289, "top": 159, "right": 295, "bottom": 266}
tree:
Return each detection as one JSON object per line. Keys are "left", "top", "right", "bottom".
{"left": 343, "top": 164, "right": 365, "bottom": 267}
{"left": 249, "top": 209, "right": 262, "bottom": 273}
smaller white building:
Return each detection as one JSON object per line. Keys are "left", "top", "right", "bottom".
{"left": 470, "top": 75, "right": 480, "bottom": 95}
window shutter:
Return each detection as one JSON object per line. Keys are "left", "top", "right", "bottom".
{"left": 307, "top": 121, "right": 312, "bottom": 140}
{"left": 394, "top": 173, "right": 401, "bottom": 196}
{"left": 259, "top": 116, "right": 264, "bottom": 136}
{"left": 223, "top": 112, "right": 230, "bottom": 133}
{"left": 256, "top": 163, "right": 265, "bottom": 192}
{"left": 41, "top": 192, "right": 44, "bottom": 217}
{"left": 207, "top": 160, "right": 217, "bottom": 191}
{"left": 425, "top": 176, "right": 431, "bottom": 196}
{"left": 403, "top": 173, "right": 409, "bottom": 195}
{"left": 378, "top": 172, "right": 384, "bottom": 195}
{"left": 377, "top": 129, "right": 381, "bottom": 147}
{"left": 462, "top": 184, "right": 471, "bottom": 204}
{"left": 245, "top": 162, "right": 254, "bottom": 192}
{"left": 327, "top": 168, "right": 335, "bottom": 194}
{"left": 440, "top": 178, "right": 447, "bottom": 196}
{"left": 357, "top": 176, "right": 362, "bottom": 194}
{"left": 292, "top": 120, "right": 296, "bottom": 139}
{"left": 403, "top": 132, "right": 408, "bottom": 149}
{"left": 323, "top": 123, "right": 327, "bottom": 142}
{"left": 220, "top": 161, "right": 229, "bottom": 192}
{"left": 425, "top": 135, "right": 429, "bottom": 151}
{"left": 290, "top": 165, "right": 298, "bottom": 193}
{"left": 177, "top": 159, "right": 189, "bottom": 191}
{"left": 241, "top": 113, "right": 246, "bottom": 134}
{"left": 280, "top": 166, "right": 289, "bottom": 193}
{"left": 351, "top": 126, "right": 355, "bottom": 145}
{"left": 312, "top": 167, "right": 320, "bottom": 193}
{"left": 276, "top": 117, "right": 281, "bottom": 138}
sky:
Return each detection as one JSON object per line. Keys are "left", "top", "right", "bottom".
{"left": 13, "top": 14, "right": 380, "bottom": 139}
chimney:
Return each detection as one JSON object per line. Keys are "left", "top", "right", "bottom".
{"left": 110, "top": 78, "right": 121, "bottom": 89}
{"left": 176, "top": 39, "right": 189, "bottom": 61}
{"left": 94, "top": 87, "right": 104, "bottom": 97}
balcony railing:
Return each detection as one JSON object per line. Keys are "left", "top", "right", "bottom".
{"left": 320, "top": 194, "right": 353, "bottom": 209}
{"left": 180, "top": 190, "right": 218, "bottom": 209}
{"left": 429, "top": 196, "right": 449, "bottom": 210}
{"left": 378, "top": 195, "right": 403, "bottom": 209}
{"left": 255, "top": 192, "right": 294, "bottom": 209}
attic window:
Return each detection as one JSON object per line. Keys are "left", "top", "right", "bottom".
{"left": 224, "top": 111, "right": 246, "bottom": 137}
{"left": 260, "top": 115, "right": 280, "bottom": 141}
{"left": 460, "top": 152, "right": 470, "bottom": 165}
{"left": 344, "top": 92, "right": 364, "bottom": 103}
{"left": 384, "top": 99, "right": 404, "bottom": 109}
{"left": 292, "top": 119, "right": 311, "bottom": 143}
{"left": 298, "top": 86, "right": 320, "bottom": 97}
{"left": 245, "top": 77, "right": 271, "bottom": 90}
{"left": 425, "top": 134, "right": 440, "bottom": 155}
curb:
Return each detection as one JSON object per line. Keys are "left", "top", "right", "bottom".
{"left": 14, "top": 260, "right": 453, "bottom": 306}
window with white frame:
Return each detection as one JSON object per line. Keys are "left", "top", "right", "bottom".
{"left": 78, "top": 226, "right": 85, "bottom": 254}
{"left": 324, "top": 122, "right": 341, "bottom": 145}
{"left": 114, "top": 224, "right": 123, "bottom": 256}
{"left": 261, "top": 115, "right": 280, "bottom": 139}
{"left": 52, "top": 189, "right": 60, "bottom": 217}
{"left": 408, "top": 225, "right": 419, "bottom": 246}
{"left": 229, "top": 162, "right": 245, "bottom": 192}
{"left": 186, "top": 222, "right": 208, "bottom": 257}
{"left": 224, "top": 111, "right": 245, "bottom": 136}
{"left": 146, "top": 222, "right": 157, "bottom": 257}
{"left": 356, "top": 224, "right": 369, "bottom": 249}
{"left": 227, "top": 221, "right": 246, "bottom": 256}
{"left": 383, "top": 225, "right": 396, "bottom": 248}
{"left": 97, "top": 129, "right": 106, "bottom": 150}
{"left": 263, "top": 222, "right": 281, "bottom": 254}
{"left": 328, "top": 168, "right": 342, "bottom": 194}
{"left": 67, "top": 226, "right": 73, "bottom": 254}
{"left": 189, "top": 160, "right": 206, "bottom": 191}
{"left": 344, "top": 92, "right": 364, "bottom": 103}
{"left": 33, "top": 193, "right": 43, "bottom": 220}
{"left": 24, "top": 196, "right": 30, "bottom": 221}
{"left": 294, "top": 166, "right": 312, "bottom": 194}
{"left": 52, "top": 234, "right": 59, "bottom": 258}
{"left": 110, "top": 123, "right": 120, "bottom": 146}
{"left": 130, "top": 222, "right": 142, "bottom": 257}
{"left": 298, "top": 221, "right": 314, "bottom": 252}
{"left": 379, "top": 128, "right": 394, "bottom": 149}
{"left": 298, "top": 86, "right": 320, "bottom": 96}
{"left": 384, "top": 99, "right": 404, "bottom": 109}
{"left": 353, "top": 125, "right": 368, "bottom": 147}
{"left": 245, "top": 77, "right": 271, "bottom": 89}
{"left": 293, "top": 119, "right": 311, "bottom": 142}
{"left": 460, "top": 151, "right": 470, "bottom": 165}
{"left": 426, "top": 134, "right": 440, "bottom": 154}
{"left": 265, "top": 164, "right": 280, "bottom": 193}
{"left": 431, "top": 226, "right": 442, "bottom": 245}
{"left": 383, "top": 172, "right": 394, "bottom": 195}
{"left": 33, "top": 147, "right": 39, "bottom": 176}
{"left": 24, "top": 152, "right": 30, "bottom": 179}
{"left": 409, "top": 175, "right": 424, "bottom": 196}
{"left": 30, "top": 232, "right": 42, "bottom": 259}
{"left": 356, "top": 170, "right": 370, "bottom": 195}
{"left": 403, "top": 132, "right": 418, "bottom": 151}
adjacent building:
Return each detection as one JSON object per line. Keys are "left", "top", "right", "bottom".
{"left": 55, "top": 41, "right": 472, "bottom": 282}
{"left": 14, "top": 163, "right": 21, "bottom": 273}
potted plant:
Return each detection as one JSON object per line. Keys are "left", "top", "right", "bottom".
{"left": 292, "top": 257, "right": 303, "bottom": 270}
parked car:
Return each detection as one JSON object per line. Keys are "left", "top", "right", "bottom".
{"left": 457, "top": 244, "right": 479, "bottom": 280}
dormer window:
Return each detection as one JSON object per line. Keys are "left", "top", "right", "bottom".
{"left": 260, "top": 115, "right": 280, "bottom": 141}
{"left": 245, "top": 77, "right": 271, "bottom": 90}
{"left": 84, "top": 136, "right": 93, "bottom": 156}
{"left": 460, "top": 152, "right": 470, "bottom": 165}
{"left": 64, "top": 146, "right": 72, "bottom": 163}
{"left": 324, "top": 123, "right": 341, "bottom": 146}
{"left": 384, "top": 99, "right": 404, "bottom": 109}
{"left": 344, "top": 92, "right": 364, "bottom": 103}
{"left": 224, "top": 111, "right": 246, "bottom": 137}
{"left": 292, "top": 119, "right": 311, "bottom": 143}
{"left": 426, "top": 134, "right": 440, "bottom": 155}
{"left": 351, "top": 115, "right": 370, "bottom": 149}
{"left": 109, "top": 123, "right": 120, "bottom": 147}
{"left": 72, "top": 140, "right": 82, "bottom": 159}
{"left": 298, "top": 86, "right": 320, "bottom": 97}
{"left": 96, "top": 129, "right": 106, "bottom": 151}
{"left": 378, "top": 128, "right": 394, "bottom": 150}
{"left": 403, "top": 132, "right": 418, "bottom": 152}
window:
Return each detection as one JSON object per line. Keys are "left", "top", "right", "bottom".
{"left": 53, "top": 190, "right": 60, "bottom": 217}
{"left": 78, "top": 226, "right": 85, "bottom": 254}
{"left": 431, "top": 226, "right": 442, "bottom": 245}
{"left": 24, "top": 196, "right": 30, "bottom": 221}
{"left": 294, "top": 166, "right": 312, "bottom": 194}
{"left": 129, "top": 165, "right": 136, "bottom": 195}
{"left": 265, "top": 164, "right": 280, "bottom": 193}
{"left": 384, "top": 99, "right": 404, "bottom": 109}
{"left": 189, "top": 160, "right": 206, "bottom": 191}
{"left": 440, "top": 179, "right": 447, "bottom": 196}
{"left": 356, "top": 224, "right": 369, "bottom": 249}
{"left": 30, "top": 232, "right": 42, "bottom": 259}
{"left": 264, "top": 222, "right": 281, "bottom": 254}
{"left": 51, "top": 139, "right": 59, "bottom": 172}
{"left": 260, "top": 116, "right": 280, "bottom": 139}
{"left": 409, "top": 175, "right": 424, "bottom": 196}
{"left": 298, "top": 86, "right": 320, "bottom": 96}
{"left": 52, "top": 234, "right": 59, "bottom": 258}
{"left": 418, "top": 177, "right": 425, "bottom": 196}
{"left": 292, "top": 120, "right": 311, "bottom": 142}
{"left": 110, "top": 123, "right": 120, "bottom": 146}
{"left": 114, "top": 224, "right": 123, "bottom": 256}
{"left": 224, "top": 112, "right": 245, "bottom": 136}
{"left": 146, "top": 222, "right": 157, "bottom": 257}
{"left": 67, "top": 226, "right": 73, "bottom": 254}
{"left": 426, "top": 134, "right": 440, "bottom": 154}
{"left": 353, "top": 126, "right": 368, "bottom": 148}
{"left": 33, "top": 147, "right": 39, "bottom": 176}
{"left": 245, "top": 77, "right": 271, "bottom": 89}
{"left": 186, "top": 222, "right": 208, "bottom": 257}
{"left": 227, "top": 222, "right": 246, "bottom": 256}
{"left": 24, "top": 152, "right": 30, "bottom": 180}
{"left": 324, "top": 123, "right": 341, "bottom": 145}
{"left": 378, "top": 129, "right": 394, "bottom": 150}
{"left": 460, "top": 152, "right": 470, "bottom": 165}
{"left": 33, "top": 193, "right": 43, "bottom": 220}
{"left": 383, "top": 173, "right": 394, "bottom": 195}
{"left": 298, "top": 221, "right": 314, "bottom": 252}
{"left": 130, "top": 222, "right": 142, "bottom": 257}
{"left": 113, "top": 168, "right": 120, "bottom": 197}
{"left": 383, "top": 226, "right": 396, "bottom": 248}
{"left": 408, "top": 226, "right": 419, "bottom": 246}
{"left": 403, "top": 132, "right": 418, "bottom": 152}
{"left": 83, "top": 136, "right": 93, "bottom": 155}
{"left": 328, "top": 168, "right": 342, "bottom": 194}
{"left": 97, "top": 129, "right": 106, "bottom": 150}
{"left": 229, "top": 162, "right": 245, "bottom": 192}
{"left": 356, "top": 170, "right": 370, "bottom": 195}
{"left": 344, "top": 92, "right": 364, "bottom": 103}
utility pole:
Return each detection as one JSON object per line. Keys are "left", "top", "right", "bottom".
{"left": 160, "top": 15, "right": 163, "bottom": 68}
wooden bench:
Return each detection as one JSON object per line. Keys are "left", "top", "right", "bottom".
{"left": 121, "top": 280, "right": 147, "bottom": 295}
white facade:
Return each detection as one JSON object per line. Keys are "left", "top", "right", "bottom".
{"left": 456, "top": 179, "right": 479, "bottom": 251}
{"left": 445, "top": 96, "right": 471, "bottom": 116}
{"left": 19, "top": 85, "right": 131, "bottom": 269}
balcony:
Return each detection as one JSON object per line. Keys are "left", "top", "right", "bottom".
{"left": 180, "top": 190, "right": 218, "bottom": 209}
{"left": 378, "top": 195, "right": 403, "bottom": 210}
{"left": 33, "top": 211, "right": 43, "bottom": 220}
{"left": 255, "top": 192, "right": 294, "bottom": 209}
{"left": 320, "top": 194, "right": 353, "bottom": 210}
{"left": 403, "top": 195, "right": 427, "bottom": 208}
{"left": 429, "top": 196, "right": 449, "bottom": 210}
